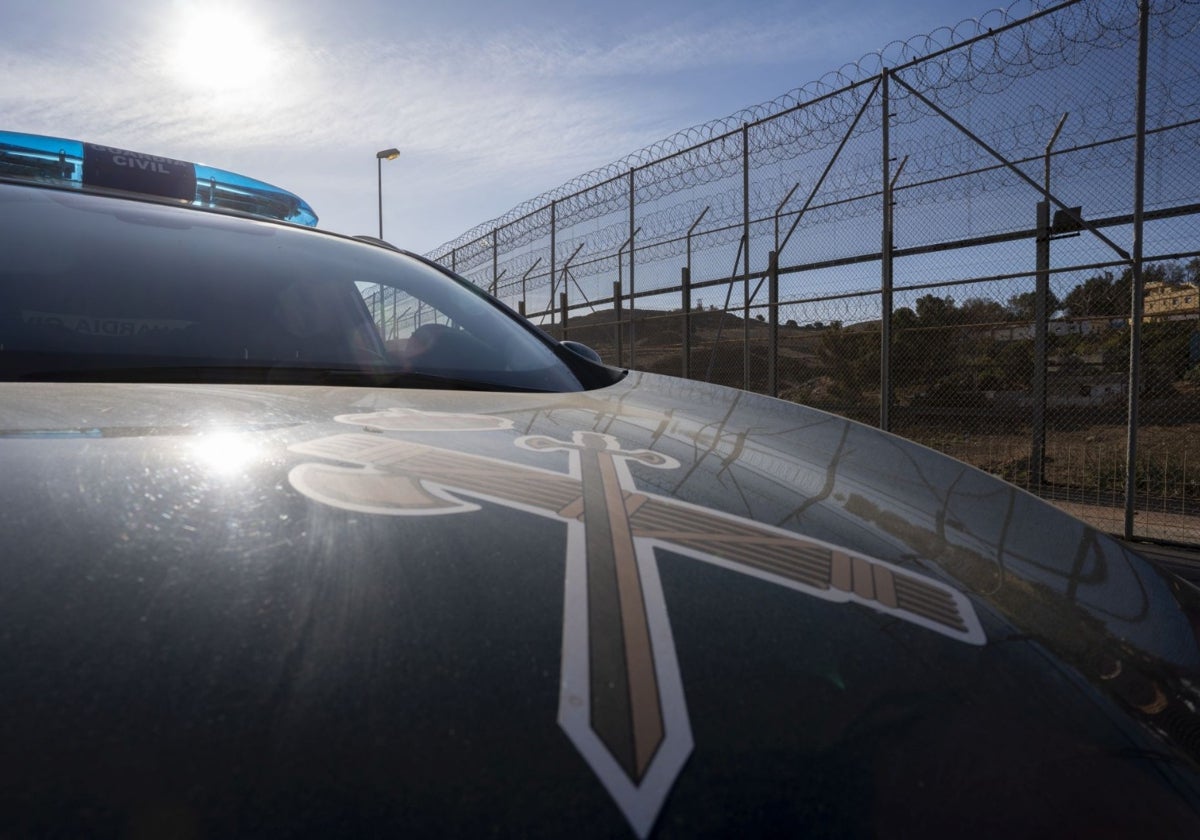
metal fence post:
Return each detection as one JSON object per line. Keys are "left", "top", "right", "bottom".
{"left": 685, "top": 206, "right": 708, "bottom": 383}
{"left": 880, "top": 68, "right": 892, "bottom": 431}
{"left": 768, "top": 250, "right": 779, "bottom": 397}
{"left": 1033, "top": 113, "right": 1068, "bottom": 490}
{"left": 1033, "top": 198, "right": 1051, "bottom": 490}
{"left": 629, "top": 169, "right": 637, "bottom": 369}
{"left": 560, "top": 292, "right": 569, "bottom": 340}
{"left": 617, "top": 227, "right": 640, "bottom": 369}
{"left": 881, "top": 156, "right": 906, "bottom": 431}
{"left": 549, "top": 200, "right": 557, "bottom": 324}
{"left": 614, "top": 281, "right": 623, "bottom": 364}
{"left": 742, "top": 122, "right": 751, "bottom": 391}
{"left": 682, "top": 266, "right": 692, "bottom": 380}
{"left": 1125, "top": 0, "right": 1150, "bottom": 540}
{"left": 613, "top": 281, "right": 624, "bottom": 365}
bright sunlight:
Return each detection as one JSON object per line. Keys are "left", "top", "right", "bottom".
{"left": 167, "top": 3, "right": 279, "bottom": 93}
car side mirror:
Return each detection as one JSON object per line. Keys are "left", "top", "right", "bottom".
{"left": 560, "top": 340, "right": 603, "bottom": 364}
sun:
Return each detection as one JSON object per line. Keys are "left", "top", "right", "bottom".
{"left": 167, "top": 4, "right": 279, "bottom": 92}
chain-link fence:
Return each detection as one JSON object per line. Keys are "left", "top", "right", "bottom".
{"left": 410, "top": 0, "right": 1200, "bottom": 547}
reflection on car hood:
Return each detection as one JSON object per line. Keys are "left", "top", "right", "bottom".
{"left": 2, "top": 372, "right": 1200, "bottom": 837}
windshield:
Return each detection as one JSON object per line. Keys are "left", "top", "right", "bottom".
{"left": 0, "top": 183, "right": 615, "bottom": 392}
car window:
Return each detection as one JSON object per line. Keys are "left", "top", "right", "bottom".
{"left": 0, "top": 183, "right": 612, "bottom": 392}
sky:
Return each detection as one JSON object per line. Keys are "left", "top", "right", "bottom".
{"left": 3, "top": 0, "right": 1024, "bottom": 255}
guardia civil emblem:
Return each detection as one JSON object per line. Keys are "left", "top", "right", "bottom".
{"left": 288, "top": 409, "right": 985, "bottom": 837}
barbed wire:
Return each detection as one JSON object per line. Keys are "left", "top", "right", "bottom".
{"left": 426, "top": 0, "right": 1200, "bottom": 300}
{"left": 427, "top": 0, "right": 1047, "bottom": 260}
{"left": 486, "top": 113, "right": 1198, "bottom": 292}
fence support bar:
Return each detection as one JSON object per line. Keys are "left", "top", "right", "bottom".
{"left": 520, "top": 257, "right": 541, "bottom": 315}
{"left": 892, "top": 74, "right": 1130, "bottom": 263}
{"left": 779, "top": 76, "right": 883, "bottom": 257}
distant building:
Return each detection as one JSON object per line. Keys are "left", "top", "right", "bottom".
{"left": 1144, "top": 281, "right": 1200, "bottom": 322}
{"left": 989, "top": 319, "right": 1108, "bottom": 342}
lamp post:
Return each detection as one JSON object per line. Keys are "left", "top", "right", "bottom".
{"left": 376, "top": 148, "right": 400, "bottom": 240}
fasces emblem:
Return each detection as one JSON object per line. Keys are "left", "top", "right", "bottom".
{"left": 288, "top": 410, "right": 985, "bottom": 837}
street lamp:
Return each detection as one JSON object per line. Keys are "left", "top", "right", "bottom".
{"left": 376, "top": 147, "right": 400, "bottom": 240}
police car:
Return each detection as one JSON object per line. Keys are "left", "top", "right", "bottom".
{"left": 3, "top": 130, "right": 1200, "bottom": 837}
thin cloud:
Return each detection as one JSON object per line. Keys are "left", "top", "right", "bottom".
{"left": 0, "top": 0, "right": 1006, "bottom": 249}
{"left": 414, "top": 11, "right": 858, "bottom": 82}
{"left": 14, "top": 29, "right": 654, "bottom": 145}
{"left": 1, "top": 3, "right": 866, "bottom": 165}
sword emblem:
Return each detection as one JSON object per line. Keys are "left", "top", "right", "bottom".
{"left": 288, "top": 414, "right": 984, "bottom": 836}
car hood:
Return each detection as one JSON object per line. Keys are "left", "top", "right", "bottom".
{"left": 3, "top": 372, "right": 1200, "bottom": 836}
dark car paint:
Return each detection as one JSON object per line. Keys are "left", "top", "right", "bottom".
{"left": 2, "top": 373, "right": 1200, "bottom": 836}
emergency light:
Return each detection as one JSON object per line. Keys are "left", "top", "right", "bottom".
{"left": 0, "top": 130, "right": 318, "bottom": 227}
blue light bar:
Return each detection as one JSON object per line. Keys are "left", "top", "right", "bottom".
{"left": 0, "top": 130, "right": 317, "bottom": 226}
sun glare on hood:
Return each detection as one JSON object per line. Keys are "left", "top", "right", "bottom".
{"left": 190, "top": 431, "right": 263, "bottom": 478}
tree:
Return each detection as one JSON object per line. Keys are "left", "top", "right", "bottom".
{"left": 1060, "top": 271, "right": 1123, "bottom": 319}
{"left": 1185, "top": 257, "right": 1200, "bottom": 284}
{"left": 1142, "top": 321, "right": 1194, "bottom": 396}
{"left": 958, "top": 297, "right": 1008, "bottom": 325}
{"left": 914, "top": 294, "right": 958, "bottom": 326}
{"left": 815, "top": 324, "right": 879, "bottom": 406}
{"left": 892, "top": 307, "right": 918, "bottom": 331}
{"left": 1155, "top": 261, "right": 1187, "bottom": 285}
{"left": 894, "top": 298, "right": 961, "bottom": 390}
{"left": 1059, "top": 263, "right": 1194, "bottom": 321}
{"left": 993, "top": 340, "right": 1034, "bottom": 388}
{"left": 1006, "top": 290, "right": 1060, "bottom": 322}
